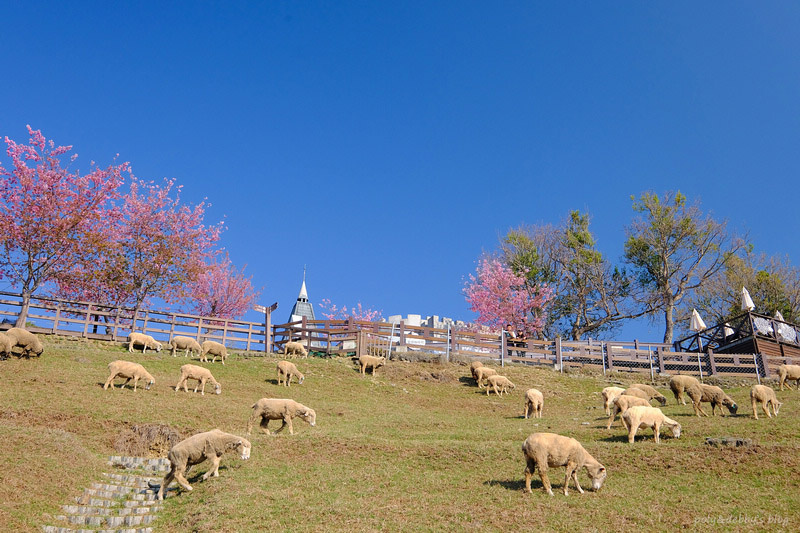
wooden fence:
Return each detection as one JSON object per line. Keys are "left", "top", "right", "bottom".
{"left": 0, "top": 291, "right": 270, "bottom": 353}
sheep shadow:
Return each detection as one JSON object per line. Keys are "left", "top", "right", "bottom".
{"left": 458, "top": 376, "right": 478, "bottom": 387}
{"left": 265, "top": 378, "right": 280, "bottom": 385}
{"left": 484, "top": 478, "right": 530, "bottom": 491}
{"left": 597, "top": 433, "right": 630, "bottom": 443}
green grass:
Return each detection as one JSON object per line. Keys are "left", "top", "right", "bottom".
{"left": 1, "top": 337, "right": 798, "bottom": 532}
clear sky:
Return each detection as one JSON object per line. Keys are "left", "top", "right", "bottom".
{"left": 1, "top": 2, "right": 799, "bottom": 341}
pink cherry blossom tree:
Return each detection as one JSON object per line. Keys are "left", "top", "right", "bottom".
{"left": 318, "top": 298, "right": 383, "bottom": 322}
{"left": 0, "top": 126, "right": 128, "bottom": 326}
{"left": 182, "top": 252, "right": 260, "bottom": 319}
{"left": 464, "top": 256, "right": 553, "bottom": 339}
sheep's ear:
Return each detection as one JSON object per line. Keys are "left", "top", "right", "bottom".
{"left": 599, "top": 467, "right": 606, "bottom": 473}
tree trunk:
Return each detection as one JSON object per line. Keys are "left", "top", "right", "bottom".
{"left": 16, "top": 290, "right": 31, "bottom": 328}
{"left": 663, "top": 305, "right": 674, "bottom": 344}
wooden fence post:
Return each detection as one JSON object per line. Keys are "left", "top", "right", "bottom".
{"left": 759, "top": 353, "right": 770, "bottom": 378}
{"left": 556, "top": 337, "right": 562, "bottom": 372}
{"left": 707, "top": 348, "right": 717, "bottom": 376}
{"left": 501, "top": 331, "right": 506, "bottom": 367}
{"left": 52, "top": 305, "right": 61, "bottom": 334}
{"left": 399, "top": 320, "right": 406, "bottom": 349}
{"left": 607, "top": 341, "right": 614, "bottom": 371}
{"left": 265, "top": 309, "right": 272, "bottom": 354}
{"left": 82, "top": 304, "right": 93, "bottom": 338}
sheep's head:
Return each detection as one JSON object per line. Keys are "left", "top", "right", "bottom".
{"left": 155, "top": 342, "right": 163, "bottom": 353}
{"left": 656, "top": 395, "right": 667, "bottom": 406}
{"left": 774, "top": 400, "right": 783, "bottom": 415}
{"left": 298, "top": 375, "right": 305, "bottom": 385}
{"left": 671, "top": 423, "right": 682, "bottom": 438}
{"left": 301, "top": 408, "right": 316, "bottom": 427}
{"left": 590, "top": 465, "right": 607, "bottom": 491}
{"left": 726, "top": 401, "right": 738, "bottom": 415}
{"left": 214, "top": 382, "right": 222, "bottom": 395}
{"left": 234, "top": 439, "right": 251, "bottom": 460}
{"left": 146, "top": 378, "right": 154, "bottom": 390}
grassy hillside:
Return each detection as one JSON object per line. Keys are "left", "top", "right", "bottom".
{"left": 1, "top": 336, "right": 798, "bottom": 532}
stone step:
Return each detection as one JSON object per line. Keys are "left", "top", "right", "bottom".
{"left": 55, "top": 514, "right": 157, "bottom": 527}
{"left": 102, "top": 472, "right": 161, "bottom": 485}
{"left": 81, "top": 488, "right": 158, "bottom": 501}
{"left": 107, "top": 456, "right": 170, "bottom": 472}
{"left": 90, "top": 482, "right": 158, "bottom": 494}
{"left": 42, "top": 526, "right": 153, "bottom": 533}
{"left": 61, "top": 504, "right": 163, "bottom": 516}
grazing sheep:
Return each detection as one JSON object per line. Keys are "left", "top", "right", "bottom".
{"left": 521, "top": 432, "right": 607, "bottom": 496}
{"left": 606, "top": 394, "right": 651, "bottom": 429}
{"left": 470, "top": 360, "right": 484, "bottom": 380}
{"left": 778, "top": 364, "right": 800, "bottom": 391}
{"left": 103, "top": 360, "right": 155, "bottom": 392}
{"left": 474, "top": 366, "right": 498, "bottom": 388}
{"left": 247, "top": 398, "right": 316, "bottom": 436}
{"left": 358, "top": 354, "right": 386, "bottom": 376}
{"left": 5, "top": 327, "right": 44, "bottom": 357}
{"left": 283, "top": 341, "right": 308, "bottom": 359}
{"left": 685, "top": 383, "right": 737, "bottom": 417}
{"left": 621, "top": 387, "right": 651, "bottom": 402}
{"left": 156, "top": 429, "right": 250, "bottom": 500}
{"left": 276, "top": 360, "right": 305, "bottom": 387}
{"left": 0, "top": 332, "right": 14, "bottom": 359}
{"left": 621, "top": 406, "right": 681, "bottom": 444}
{"left": 200, "top": 340, "right": 228, "bottom": 365}
{"left": 629, "top": 383, "right": 667, "bottom": 406}
{"left": 750, "top": 384, "right": 782, "bottom": 420}
{"left": 486, "top": 375, "right": 515, "bottom": 396}
{"left": 601, "top": 386, "right": 626, "bottom": 416}
{"left": 524, "top": 388, "right": 544, "bottom": 419}
{"left": 668, "top": 375, "right": 701, "bottom": 405}
{"left": 169, "top": 336, "right": 202, "bottom": 358}
{"left": 175, "top": 364, "right": 221, "bottom": 395}
{"left": 127, "top": 332, "right": 162, "bottom": 354}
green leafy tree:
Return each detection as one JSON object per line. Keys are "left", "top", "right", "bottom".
{"left": 623, "top": 191, "right": 744, "bottom": 343}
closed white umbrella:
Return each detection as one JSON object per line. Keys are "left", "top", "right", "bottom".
{"left": 724, "top": 323, "right": 735, "bottom": 338}
{"left": 690, "top": 309, "right": 707, "bottom": 332}
{"left": 741, "top": 287, "right": 755, "bottom": 312}
{"left": 775, "top": 310, "right": 785, "bottom": 321}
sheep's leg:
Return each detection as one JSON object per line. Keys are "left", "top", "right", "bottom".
{"left": 626, "top": 418, "right": 637, "bottom": 443}
{"left": 202, "top": 456, "right": 221, "bottom": 480}
{"left": 103, "top": 374, "right": 118, "bottom": 390}
{"left": 537, "top": 406, "right": 542, "bottom": 418}
{"left": 274, "top": 419, "right": 288, "bottom": 434}
{"left": 157, "top": 468, "right": 176, "bottom": 500}
{"left": 524, "top": 401, "right": 530, "bottom": 419}
{"left": 570, "top": 467, "right": 584, "bottom": 494}
{"left": 175, "top": 378, "right": 183, "bottom": 392}
{"left": 172, "top": 466, "right": 193, "bottom": 492}
{"left": 606, "top": 408, "right": 617, "bottom": 430}
{"left": 653, "top": 422, "right": 660, "bottom": 444}
{"left": 260, "top": 418, "right": 273, "bottom": 435}
{"left": 199, "top": 379, "right": 206, "bottom": 395}
{"left": 285, "top": 415, "right": 294, "bottom": 435}
{"left": 132, "top": 378, "right": 139, "bottom": 392}
{"left": 524, "top": 460, "right": 535, "bottom": 493}
{"left": 751, "top": 398, "right": 758, "bottom": 420}
{"left": 246, "top": 412, "right": 260, "bottom": 435}
{"left": 763, "top": 402, "right": 772, "bottom": 418}
{"left": 539, "top": 467, "right": 554, "bottom": 496}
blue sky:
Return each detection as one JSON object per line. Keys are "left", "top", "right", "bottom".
{"left": 1, "top": 2, "right": 799, "bottom": 341}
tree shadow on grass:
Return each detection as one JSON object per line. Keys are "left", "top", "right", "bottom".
{"left": 484, "top": 478, "right": 530, "bottom": 491}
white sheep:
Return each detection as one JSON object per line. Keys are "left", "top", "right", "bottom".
{"left": 524, "top": 388, "right": 544, "bottom": 418}
{"left": 5, "top": 327, "right": 44, "bottom": 357}
{"left": 521, "top": 432, "right": 607, "bottom": 496}
{"left": 606, "top": 394, "right": 651, "bottom": 429}
{"left": 685, "top": 383, "right": 738, "bottom": 417}
{"left": 169, "top": 336, "right": 202, "bottom": 358}
{"left": 276, "top": 360, "right": 305, "bottom": 387}
{"left": 156, "top": 429, "right": 250, "bottom": 500}
{"left": 668, "top": 375, "right": 700, "bottom": 405}
{"left": 621, "top": 387, "right": 651, "bottom": 402}
{"left": 127, "top": 332, "right": 162, "bottom": 354}
{"left": 358, "top": 354, "right": 386, "bottom": 376}
{"left": 601, "top": 386, "right": 626, "bottom": 416}
{"left": 778, "top": 364, "right": 800, "bottom": 391}
{"left": 485, "top": 374, "right": 515, "bottom": 396}
{"left": 0, "top": 331, "right": 14, "bottom": 359}
{"left": 474, "top": 366, "right": 498, "bottom": 389}
{"left": 750, "top": 384, "right": 782, "bottom": 419}
{"left": 200, "top": 340, "right": 228, "bottom": 365}
{"left": 283, "top": 341, "right": 308, "bottom": 359}
{"left": 629, "top": 383, "right": 667, "bottom": 406}
{"left": 175, "top": 364, "right": 221, "bottom": 395}
{"left": 247, "top": 398, "right": 316, "bottom": 436}
{"left": 621, "top": 405, "right": 681, "bottom": 444}
{"left": 470, "top": 360, "right": 484, "bottom": 380}
{"left": 103, "top": 360, "right": 155, "bottom": 392}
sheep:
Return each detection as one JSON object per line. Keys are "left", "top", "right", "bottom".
{"left": 521, "top": 432, "right": 607, "bottom": 496}
{"left": 524, "top": 388, "right": 544, "bottom": 419}
{"left": 470, "top": 360, "right": 484, "bottom": 380}
{"left": 474, "top": 366, "right": 498, "bottom": 389}
{"left": 685, "top": 383, "right": 737, "bottom": 417}
{"left": 629, "top": 383, "right": 667, "bottom": 406}
{"left": 247, "top": 398, "right": 316, "bottom": 436}
{"left": 621, "top": 387, "right": 651, "bottom": 402}
{"left": 668, "top": 375, "right": 700, "bottom": 405}
{"left": 621, "top": 405, "right": 681, "bottom": 444}
{"left": 169, "top": 336, "right": 202, "bottom": 358}
{"left": 277, "top": 360, "right": 305, "bottom": 387}
{"left": 156, "top": 429, "right": 250, "bottom": 500}
{"left": 358, "top": 354, "right": 386, "bottom": 376}
{"left": 5, "top": 327, "right": 44, "bottom": 357}
{"left": 778, "top": 364, "right": 800, "bottom": 391}
{"left": 601, "top": 386, "right": 626, "bottom": 416}
{"left": 486, "top": 374, "right": 515, "bottom": 396}
{"left": 0, "top": 331, "right": 14, "bottom": 359}
{"left": 103, "top": 360, "right": 155, "bottom": 392}
{"left": 127, "top": 332, "right": 162, "bottom": 354}
{"left": 175, "top": 364, "right": 221, "bottom": 395}
{"left": 283, "top": 341, "right": 308, "bottom": 359}
{"left": 750, "top": 384, "right": 782, "bottom": 420}
{"left": 200, "top": 340, "right": 228, "bottom": 365}
{"left": 606, "top": 394, "right": 651, "bottom": 429}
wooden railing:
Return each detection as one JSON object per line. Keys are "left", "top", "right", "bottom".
{"left": 0, "top": 291, "right": 270, "bottom": 353}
